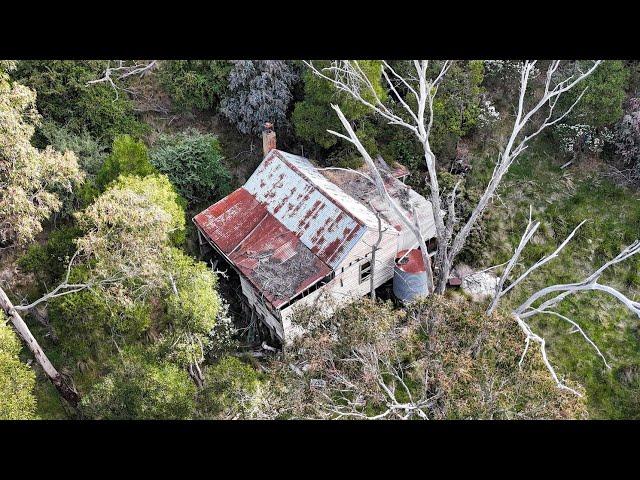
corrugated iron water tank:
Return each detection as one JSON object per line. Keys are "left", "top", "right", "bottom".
{"left": 393, "top": 249, "right": 429, "bottom": 302}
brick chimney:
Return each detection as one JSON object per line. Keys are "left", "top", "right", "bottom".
{"left": 262, "top": 122, "right": 276, "bottom": 156}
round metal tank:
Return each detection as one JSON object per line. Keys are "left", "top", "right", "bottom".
{"left": 393, "top": 249, "right": 429, "bottom": 302}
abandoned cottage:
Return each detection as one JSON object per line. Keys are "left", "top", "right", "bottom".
{"left": 193, "top": 125, "right": 437, "bottom": 345}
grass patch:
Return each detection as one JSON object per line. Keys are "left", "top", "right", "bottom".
{"left": 467, "top": 137, "right": 640, "bottom": 418}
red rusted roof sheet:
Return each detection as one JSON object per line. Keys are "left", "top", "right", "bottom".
{"left": 193, "top": 188, "right": 267, "bottom": 254}
{"left": 228, "top": 214, "right": 331, "bottom": 308}
{"left": 395, "top": 249, "right": 426, "bottom": 273}
{"left": 193, "top": 186, "right": 332, "bottom": 308}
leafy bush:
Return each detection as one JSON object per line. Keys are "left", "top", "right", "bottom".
{"left": 292, "top": 61, "right": 385, "bottom": 151}
{"left": 221, "top": 60, "right": 298, "bottom": 135}
{"left": 18, "top": 225, "right": 83, "bottom": 290}
{"left": 613, "top": 98, "right": 640, "bottom": 184}
{"left": 96, "top": 135, "right": 157, "bottom": 190}
{"left": 80, "top": 348, "right": 196, "bottom": 420}
{"left": 49, "top": 283, "right": 152, "bottom": 362}
{"left": 559, "top": 60, "right": 629, "bottom": 128}
{"left": 0, "top": 318, "right": 37, "bottom": 420}
{"left": 281, "top": 297, "right": 587, "bottom": 419}
{"left": 75, "top": 173, "right": 187, "bottom": 292}
{"left": 0, "top": 66, "right": 85, "bottom": 247}
{"left": 38, "top": 121, "right": 107, "bottom": 175}
{"left": 13, "top": 60, "right": 146, "bottom": 143}
{"left": 197, "top": 356, "right": 262, "bottom": 419}
{"left": 157, "top": 248, "right": 228, "bottom": 367}
{"left": 150, "top": 130, "right": 231, "bottom": 202}
{"left": 158, "top": 60, "right": 231, "bottom": 111}
{"left": 430, "top": 60, "right": 484, "bottom": 159}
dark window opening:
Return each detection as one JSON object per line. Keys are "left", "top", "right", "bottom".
{"left": 359, "top": 260, "right": 371, "bottom": 283}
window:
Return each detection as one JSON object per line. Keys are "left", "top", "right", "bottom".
{"left": 359, "top": 260, "right": 371, "bottom": 283}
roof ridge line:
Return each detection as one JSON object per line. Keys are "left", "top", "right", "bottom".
{"left": 272, "top": 149, "right": 366, "bottom": 229}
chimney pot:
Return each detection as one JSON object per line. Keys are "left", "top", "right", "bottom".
{"left": 262, "top": 122, "right": 276, "bottom": 156}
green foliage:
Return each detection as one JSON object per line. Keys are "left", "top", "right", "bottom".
{"left": 467, "top": 139, "right": 640, "bottom": 418}
{"left": 49, "top": 281, "right": 151, "bottom": 363}
{"left": 80, "top": 348, "right": 196, "bottom": 419}
{"left": 0, "top": 318, "right": 38, "bottom": 419}
{"left": 197, "top": 356, "right": 262, "bottom": 418}
{"left": 17, "top": 225, "right": 83, "bottom": 290}
{"left": 150, "top": 130, "right": 231, "bottom": 202}
{"left": 284, "top": 297, "right": 586, "bottom": 419}
{"left": 158, "top": 60, "right": 231, "bottom": 111}
{"left": 111, "top": 174, "right": 186, "bottom": 245}
{"left": 0, "top": 67, "right": 85, "bottom": 247}
{"left": 292, "top": 61, "right": 385, "bottom": 151}
{"left": 38, "top": 121, "right": 107, "bottom": 175}
{"left": 158, "top": 248, "right": 225, "bottom": 367}
{"left": 96, "top": 135, "right": 157, "bottom": 190}
{"left": 13, "top": 60, "right": 146, "bottom": 143}
{"left": 561, "top": 60, "right": 629, "bottom": 128}
{"left": 430, "top": 60, "right": 484, "bottom": 157}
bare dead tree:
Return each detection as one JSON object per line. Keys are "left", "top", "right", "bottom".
{"left": 329, "top": 104, "right": 435, "bottom": 292}
{"left": 0, "top": 286, "right": 79, "bottom": 406}
{"left": 487, "top": 209, "right": 639, "bottom": 395}
{"left": 319, "top": 344, "right": 439, "bottom": 420}
{"left": 368, "top": 206, "right": 387, "bottom": 300}
{"left": 487, "top": 206, "right": 586, "bottom": 315}
{"left": 0, "top": 249, "right": 124, "bottom": 406}
{"left": 307, "top": 60, "right": 601, "bottom": 294}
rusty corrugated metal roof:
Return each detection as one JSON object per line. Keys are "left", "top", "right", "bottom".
{"left": 193, "top": 188, "right": 267, "bottom": 254}
{"left": 193, "top": 187, "right": 332, "bottom": 308}
{"left": 228, "top": 214, "right": 331, "bottom": 308}
{"left": 194, "top": 149, "right": 435, "bottom": 310}
{"left": 244, "top": 150, "right": 367, "bottom": 268}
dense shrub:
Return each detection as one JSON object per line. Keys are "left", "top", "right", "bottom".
{"left": 221, "top": 60, "right": 298, "bottom": 135}
{"left": 430, "top": 60, "right": 484, "bottom": 159}
{"left": 559, "top": 60, "right": 629, "bottom": 129}
{"left": 18, "top": 225, "right": 83, "bottom": 290}
{"left": 0, "top": 318, "right": 37, "bottom": 420}
{"left": 276, "top": 297, "right": 587, "bottom": 419}
{"left": 613, "top": 98, "right": 640, "bottom": 184}
{"left": 38, "top": 121, "right": 107, "bottom": 175}
{"left": 49, "top": 282, "right": 152, "bottom": 362}
{"left": 292, "top": 61, "right": 385, "bottom": 153}
{"left": 150, "top": 130, "right": 231, "bottom": 202}
{"left": 80, "top": 349, "right": 196, "bottom": 420}
{"left": 13, "top": 60, "right": 146, "bottom": 143}
{"left": 96, "top": 135, "right": 157, "bottom": 190}
{"left": 157, "top": 247, "right": 229, "bottom": 367}
{"left": 197, "top": 356, "right": 262, "bottom": 419}
{"left": 0, "top": 64, "right": 84, "bottom": 247}
{"left": 158, "top": 60, "right": 231, "bottom": 112}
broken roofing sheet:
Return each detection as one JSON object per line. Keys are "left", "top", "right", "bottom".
{"left": 193, "top": 187, "right": 332, "bottom": 308}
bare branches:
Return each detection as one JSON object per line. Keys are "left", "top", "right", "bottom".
{"left": 487, "top": 207, "right": 587, "bottom": 315}
{"left": 511, "top": 239, "right": 640, "bottom": 395}
{"left": 12, "top": 249, "right": 122, "bottom": 312}
{"left": 87, "top": 60, "right": 157, "bottom": 99}
{"left": 322, "top": 344, "right": 437, "bottom": 420}
{"left": 482, "top": 203, "right": 640, "bottom": 395}
{"left": 307, "top": 60, "right": 601, "bottom": 294}
{"left": 329, "top": 103, "right": 434, "bottom": 293}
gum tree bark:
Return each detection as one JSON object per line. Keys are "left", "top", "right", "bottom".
{"left": 0, "top": 286, "right": 80, "bottom": 406}
{"left": 307, "top": 60, "right": 601, "bottom": 294}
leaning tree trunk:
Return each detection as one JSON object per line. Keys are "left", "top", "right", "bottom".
{"left": 0, "top": 286, "right": 80, "bottom": 407}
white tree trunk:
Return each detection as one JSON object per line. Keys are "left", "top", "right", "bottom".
{"left": 0, "top": 286, "right": 80, "bottom": 406}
